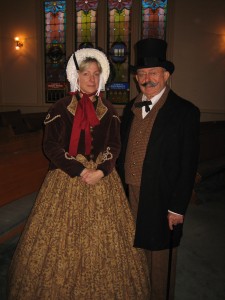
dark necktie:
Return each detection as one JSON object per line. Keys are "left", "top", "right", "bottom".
{"left": 134, "top": 100, "right": 152, "bottom": 113}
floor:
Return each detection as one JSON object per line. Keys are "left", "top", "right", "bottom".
{"left": 0, "top": 175, "right": 225, "bottom": 300}
{"left": 175, "top": 196, "right": 225, "bottom": 300}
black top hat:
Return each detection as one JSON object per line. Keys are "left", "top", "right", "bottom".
{"left": 131, "top": 38, "right": 175, "bottom": 74}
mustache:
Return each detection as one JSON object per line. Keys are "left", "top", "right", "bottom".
{"left": 141, "top": 81, "right": 158, "bottom": 87}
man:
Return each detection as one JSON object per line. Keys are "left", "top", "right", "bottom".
{"left": 117, "top": 38, "right": 200, "bottom": 299}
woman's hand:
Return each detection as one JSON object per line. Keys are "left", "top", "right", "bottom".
{"left": 80, "top": 169, "right": 104, "bottom": 185}
{"left": 80, "top": 168, "right": 89, "bottom": 177}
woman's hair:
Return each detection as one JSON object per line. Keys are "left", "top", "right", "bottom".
{"left": 79, "top": 57, "right": 102, "bottom": 73}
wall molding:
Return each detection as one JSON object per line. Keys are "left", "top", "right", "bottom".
{"left": 200, "top": 109, "right": 225, "bottom": 114}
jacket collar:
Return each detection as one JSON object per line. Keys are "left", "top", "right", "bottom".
{"left": 67, "top": 95, "right": 108, "bottom": 120}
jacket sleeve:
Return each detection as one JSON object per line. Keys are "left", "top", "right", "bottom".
{"left": 97, "top": 112, "right": 121, "bottom": 177}
{"left": 169, "top": 106, "right": 200, "bottom": 214}
{"left": 43, "top": 107, "right": 85, "bottom": 178}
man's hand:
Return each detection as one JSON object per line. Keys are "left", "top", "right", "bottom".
{"left": 80, "top": 169, "right": 104, "bottom": 185}
{"left": 167, "top": 212, "right": 184, "bottom": 230}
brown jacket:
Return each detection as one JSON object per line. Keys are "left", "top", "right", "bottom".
{"left": 43, "top": 95, "right": 121, "bottom": 177}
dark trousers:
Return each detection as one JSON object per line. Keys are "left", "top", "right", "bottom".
{"left": 129, "top": 185, "right": 177, "bottom": 300}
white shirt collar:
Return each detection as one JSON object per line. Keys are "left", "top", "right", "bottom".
{"left": 141, "top": 87, "right": 166, "bottom": 118}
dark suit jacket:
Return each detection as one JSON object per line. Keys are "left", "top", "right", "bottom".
{"left": 117, "top": 89, "right": 200, "bottom": 250}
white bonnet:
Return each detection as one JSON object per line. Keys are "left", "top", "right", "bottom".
{"left": 66, "top": 48, "right": 110, "bottom": 96}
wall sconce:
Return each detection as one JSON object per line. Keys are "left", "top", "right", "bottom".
{"left": 14, "top": 37, "right": 23, "bottom": 50}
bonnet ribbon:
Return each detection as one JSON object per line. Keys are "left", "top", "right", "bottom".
{"left": 69, "top": 92, "right": 100, "bottom": 156}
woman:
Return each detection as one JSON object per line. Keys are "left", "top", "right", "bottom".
{"left": 8, "top": 48, "right": 150, "bottom": 299}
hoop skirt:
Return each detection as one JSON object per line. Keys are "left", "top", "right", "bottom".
{"left": 8, "top": 167, "right": 150, "bottom": 299}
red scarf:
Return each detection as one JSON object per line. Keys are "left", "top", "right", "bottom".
{"left": 69, "top": 92, "right": 100, "bottom": 156}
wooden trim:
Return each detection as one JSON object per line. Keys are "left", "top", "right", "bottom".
{"left": 0, "top": 130, "right": 49, "bottom": 207}
{"left": 0, "top": 221, "right": 26, "bottom": 244}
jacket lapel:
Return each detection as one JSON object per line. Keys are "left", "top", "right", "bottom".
{"left": 148, "top": 90, "right": 175, "bottom": 145}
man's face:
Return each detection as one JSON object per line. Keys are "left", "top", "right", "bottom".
{"left": 136, "top": 67, "right": 170, "bottom": 99}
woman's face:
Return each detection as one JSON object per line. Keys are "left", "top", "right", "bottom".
{"left": 78, "top": 62, "right": 101, "bottom": 95}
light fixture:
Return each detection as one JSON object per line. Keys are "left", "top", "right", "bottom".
{"left": 14, "top": 37, "right": 23, "bottom": 50}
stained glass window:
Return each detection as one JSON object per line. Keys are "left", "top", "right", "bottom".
{"left": 44, "top": 1, "right": 67, "bottom": 103}
{"left": 106, "top": 0, "right": 132, "bottom": 104}
{"left": 43, "top": 1, "right": 169, "bottom": 104}
{"left": 75, "top": 0, "right": 98, "bottom": 50}
{"left": 142, "top": 0, "right": 168, "bottom": 40}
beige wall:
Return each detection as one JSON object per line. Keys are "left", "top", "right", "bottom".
{"left": 0, "top": 0, "right": 46, "bottom": 113}
{"left": 0, "top": 0, "right": 224, "bottom": 121}
{"left": 170, "top": 0, "right": 225, "bottom": 122}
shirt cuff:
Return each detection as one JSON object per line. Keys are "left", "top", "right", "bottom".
{"left": 168, "top": 210, "right": 183, "bottom": 216}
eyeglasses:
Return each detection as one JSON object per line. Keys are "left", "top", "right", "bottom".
{"left": 137, "top": 70, "right": 163, "bottom": 79}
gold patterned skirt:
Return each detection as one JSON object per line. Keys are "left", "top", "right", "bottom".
{"left": 8, "top": 168, "right": 150, "bottom": 299}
